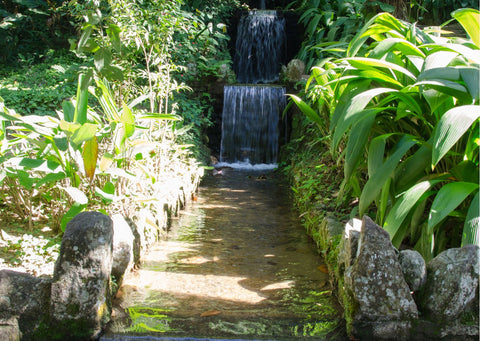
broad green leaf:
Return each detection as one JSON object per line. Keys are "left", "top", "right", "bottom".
{"left": 82, "top": 136, "right": 98, "bottom": 181}
{"left": 74, "top": 70, "right": 93, "bottom": 125}
{"left": 460, "top": 67, "right": 479, "bottom": 102}
{"left": 345, "top": 57, "right": 417, "bottom": 81}
{"left": 369, "top": 38, "right": 426, "bottom": 60}
{"left": 71, "top": 123, "right": 98, "bottom": 147}
{"left": 428, "top": 181, "right": 478, "bottom": 230}
{"left": 421, "top": 43, "right": 480, "bottom": 65}
{"left": 344, "top": 113, "right": 376, "bottom": 182}
{"left": 61, "top": 203, "right": 86, "bottom": 232}
{"left": 101, "top": 65, "right": 124, "bottom": 82}
{"left": 62, "top": 186, "right": 88, "bottom": 205}
{"left": 94, "top": 47, "right": 112, "bottom": 72}
{"left": 360, "top": 135, "right": 417, "bottom": 215}
{"left": 432, "top": 105, "right": 480, "bottom": 167}
{"left": 452, "top": 8, "right": 480, "bottom": 48}
{"left": 384, "top": 179, "right": 441, "bottom": 241}
{"left": 416, "top": 80, "right": 471, "bottom": 103}
{"left": 417, "top": 67, "right": 461, "bottom": 82}
{"left": 62, "top": 100, "right": 75, "bottom": 122}
{"left": 121, "top": 103, "right": 135, "bottom": 138}
{"left": 36, "top": 172, "right": 67, "bottom": 187}
{"left": 393, "top": 142, "right": 432, "bottom": 192}
{"left": 350, "top": 69, "right": 404, "bottom": 88}
{"left": 289, "top": 94, "right": 323, "bottom": 129}
{"left": 423, "top": 51, "right": 458, "bottom": 70}
{"left": 333, "top": 88, "right": 394, "bottom": 150}
{"left": 139, "top": 113, "right": 182, "bottom": 121}
{"left": 107, "top": 24, "right": 122, "bottom": 51}
{"left": 462, "top": 191, "right": 479, "bottom": 246}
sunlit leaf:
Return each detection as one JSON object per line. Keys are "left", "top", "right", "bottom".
{"left": 432, "top": 105, "right": 480, "bottom": 167}
{"left": 428, "top": 181, "right": 478, "bottom": 230}
{"left": 62, "top": 186, "right": 88, "bottom": 205}
{"left": 345, "top": 57, "right": 417, "bottom": 81}
{"left": 384, "top": 179, "right": 441, "bottom": 242}
{"left": 71, "top": 123, "right": 98, "bottom": 147}
{"left": 462, "top": 192, "right": 479, "bottom": 247}
{"left": 452, "top": 8, "right": 480, "bottom": 48}
{"left": 82, "top": 136, "right": 98, "bottom": 181}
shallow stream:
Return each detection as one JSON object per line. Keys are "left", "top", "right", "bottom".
{"left": 102, "top": 169, "right": 345, "bottom": 340}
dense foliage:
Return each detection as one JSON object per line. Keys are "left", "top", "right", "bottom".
{"left": 291, "top": 8, "right": 479, "bottom": 260}
{"left": 0, "top": 0, "right": 244, "bottom": 236}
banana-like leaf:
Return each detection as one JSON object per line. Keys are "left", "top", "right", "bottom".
{"left": 462, "top": 191, "right": 479, "bottom": 246}
{"left": 82, "top": 136, "right": 98, "bottom": 182}
{"left": 432, "top": 105, "right": 480, "bottom": 167}
{"left": 384, "top": 179, "right": 441, "bottom": 241}
{"left": 428, "top": 181, "right": 478, "bottom": 230}
{"left": 360, "top": 135, "right": 417, "bottom": 215}
{"left": 452, "top": 8, "right": 480, "bottom": 48}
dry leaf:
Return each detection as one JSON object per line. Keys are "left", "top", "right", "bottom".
{"left": 200, "top": 310, "right": 221, "bottom": 317}
{"left": 318, "top": 265, "right": 329, "bottom": 273}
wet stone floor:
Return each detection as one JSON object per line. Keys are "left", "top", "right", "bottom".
{"left": 102, "top": 169, "right": 346, "bottom": 340}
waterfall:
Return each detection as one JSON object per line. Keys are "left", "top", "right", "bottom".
{"left": 220, "top": 85, "right": 285, "bottom": 166}
{"left": 219, "top": 9, "right": 287, "bottom": 169}
{"left": 234, "top": 10, "right": 286, "bottom": 84}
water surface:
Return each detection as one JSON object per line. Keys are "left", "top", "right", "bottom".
{"left": 102, "top": 169, "right": 345, "bottom": 340}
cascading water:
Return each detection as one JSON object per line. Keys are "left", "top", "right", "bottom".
{"left": 234, "top": 10, "right": 286, "bottom": 84}
{"left": 220, "top": 9, "right": 287, "bottom": 168}
{"left": 219, "top": 85, "right": 285, "bottom": 165}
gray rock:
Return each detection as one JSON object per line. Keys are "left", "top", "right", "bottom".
{"left": 0, "top": 316, "right": 20, "bottom": 341}
{"left": 0, "top": 270, "right": 50, "bottom": 340}
{"left": 112, "top": 214, "right": 135, "bottom": 283}
{"left": 50, "top": 211, "right": 113, "bottom": 340}
{"left": 285, "top": 59, "right": 305, "bottom": 82}
{"left": 398, "top": 249, "right": 426, "bottom": 292}
{"left": 344, "top": 216, "right": 418, "bottom": 340}
{"left": 418, "top": 245, "right": 479, "bottom": 322}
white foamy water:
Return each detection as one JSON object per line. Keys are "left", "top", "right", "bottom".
{"left": 215, "top": 161, "right": 278, "bottom": 171}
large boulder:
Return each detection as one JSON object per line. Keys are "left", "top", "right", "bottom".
{"left": 0, "top": 270, "right": 50, "bottom": 340}
{"left": 416, "top": 245, "right": 479, "bottom": 338}
{"left": 343, "top": 216, "right": 418, "bottom": 340}
{"left": 50, "top": 211, "right": 114, "bottom": 340}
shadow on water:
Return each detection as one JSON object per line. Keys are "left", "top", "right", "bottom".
{"left": 101, "top": 168, "right": 346, "bottom": 341}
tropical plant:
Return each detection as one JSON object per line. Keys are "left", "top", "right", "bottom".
{"left": 291, "top": 9, "right": 479, "bottom": 260}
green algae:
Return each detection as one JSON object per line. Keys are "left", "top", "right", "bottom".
{"left": 126, "top": 307, "right": 174, "bottom": 333}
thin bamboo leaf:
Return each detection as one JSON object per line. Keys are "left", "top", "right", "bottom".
{"left": 432, "top": 105, "right": 480, "bottom": 167}
{"left": 428, "top": 181, "right": 478, "bottom": 230}
{"left": 462, "top": 191, "right": 479, "bottom": 246}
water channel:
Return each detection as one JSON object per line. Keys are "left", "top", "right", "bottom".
{"left": 102, "top": 168, "right": 345, "bottom": 340}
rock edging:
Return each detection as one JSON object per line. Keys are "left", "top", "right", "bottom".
{"left": 318, "top": 215, "right": 479, "bottom": 341}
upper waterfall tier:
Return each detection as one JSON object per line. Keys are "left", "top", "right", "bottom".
{"left": 234, "top": 10, "right": 286, "bottom": 84}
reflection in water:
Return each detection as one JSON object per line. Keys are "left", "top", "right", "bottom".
{"left": 103, "top": 169, "right": 345, "bottom": 340}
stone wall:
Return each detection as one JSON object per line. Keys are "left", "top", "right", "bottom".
{"left": 319, "top": 215, "right": 479, "bottom": 341}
